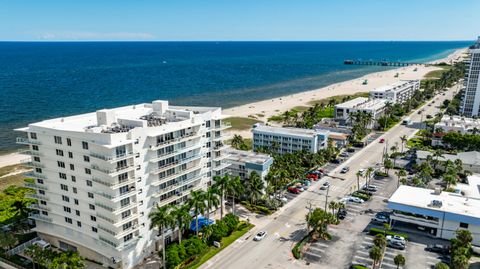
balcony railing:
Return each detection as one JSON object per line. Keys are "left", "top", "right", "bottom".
{"left": 149, "top": 144, "right": 202, "bottom": 163}
{"left": 150, "top": 155, "right": 202, "bottom": 174}
{"left": 152, "top": 166, "right": 203, "bottom": 187}
{"left": 91, "top": 164, "right": 135, "bottom": 176}
{"left": 29, "top": 213, "right": 52, "bottom": 223}
{"left": 213, "top": 122, "right": 231, "bottom": 130}
{"left": 213, "top": 154, "right": 230, "bottom": 162}
{"left": 25, "top": 182, "right": 48, "bottom": 190}
{"left": 16, "top": 137, "right": 41, "bottom": 145}
{"left": 95, "top": 187, "right": 137, "bottom": 201}
{"left": 157, "top": 185, "right": 201, "bottom": 206}
{"left": 28, "top": 203, "right": 50, "bottom": 211}
{"left": 26, "top": 193, "right": 49, "bottom": 201}
{"left": 157, "top": 174, "right": 204, "bottom": 195}
{"left": 213, "top": 144, "right": 231, "bottom": 151}
{"left": 212, "top": 162, "right": 231, "bottom": 171}
{"left": 18, "top": 149, "right": 42, "bottom": 156}
{"left": 90, "top": 151, "right": 134, "bottom": 162}
{"left": 149, "top": 132, "right": 202, "bottom": 150}
{"left": 92, "top": 177, "right": 136, "bottom": 188}
{"left": 21, "top": 160, "right": 44, "bottom": 168}
{"left": 25, "top": 171, "right": 47, "bottom": 180}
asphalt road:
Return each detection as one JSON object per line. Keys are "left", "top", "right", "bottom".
{"left": 199, "top": 83, "right": 460, "bottom": 269}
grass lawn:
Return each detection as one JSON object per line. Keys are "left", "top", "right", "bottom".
{"left": 224, "top": 117, "right": 262, "bottom": 131}
{"left": 307, "top": 92, "right": 369, "bottom": 106}
{"left": 183, "top": 222, "right": 254, "bottom": 269}
{"left": 317, "top": 106, "right": 334, "bottom": 118}
{"left": 0, "top": 164, "right": 29, "bottom": 191}
{"left": 424, "top": 66, "right": 453, "bottom": 79}
{"left": 291, "top": 106, "right": 310, "bottom": 113}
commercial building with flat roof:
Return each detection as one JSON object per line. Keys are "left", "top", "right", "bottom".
{"left": 334, "top": 97, "right": 388, "bottom": 127}
{"left": 388, "top": 186, "right": 480, "bottom": 245}
{"left": 226, "top": 149, "right": 273, "bottom": 182}
{"left": 369, "top": 80, "right": 420, "bottom": 104}
{"left": 434, "top": 115, "right": 480, "bottom": 134}
{"left": 252, "top": 124, "right": 329, "bottom": 154}
{"left": 416, "top": 150, "right": 480, "bottom": 173}
{"left": 16, "top": 100, "right": 230, "bottom": 269}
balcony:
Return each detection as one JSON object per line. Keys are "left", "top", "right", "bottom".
{"left": 28, "top": 203, "right": 50, "bottom": 211}
{"left": 156, "top": 185, "right": 202, "bottom": 206}
{"left": 211, "top": 134, "right": 225, "bottom": 141}
{"left": 26, "top": 193, "right": 49, "bottom": 201}
{"left": 96, "top": 200, "right": 138, "bottom": 214}
{"left": 156, "top": 174, "right": 205, "bottom": 196}
{"left": 29, "top": 213, "right": 52, "bottom": 223}
{"left": 149, "top": 132, "right": 202, "bottom": 150}
{"left": 149, "top": 144, "right": 202, "bottom": 163}
{"left": 21, "top": 160, "right": 44, "bottom": 168}
{"left": 25, "top": 171, "right": 47, "bottom": 180}
{"left": 16, "top": 137, "right": 41, "bottom": 145}
{"left": 92, "top": 177, "right": 136, "bottom": 189}
{"left": 213, "top": 144, "right": 231, "bottom": 151}
{"left": 90, "top": 151, "right": 135, "bottom": 162}
{"left": 152, "top": 166, "right": 203, "bottom": 187}
{"left": 212, "top": 162, "right": 231, "bottom": 171}
{"left": 150, "top": 155, "right": 202, "bottom": 175}
{"left": 91, "top": 164, "right": 135, "bottom": 176}
{"left": 213, "top": 154, "right": 229, "bottom": 162}
{"left": 18, "top": 149, "right": 42, "bottom": 157}
{"left": 213, "top": 122, "right": 231, "bottom": 130}
{"left": 25, "top": 182, "right": 48, "bottom": 191}
{"left": 95, "top": 187, "right": 137, "bottom": 202}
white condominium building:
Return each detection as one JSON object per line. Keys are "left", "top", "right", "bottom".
{"left": 252, "top": 124, "right": 329, "bottom": 154}
{"left": 16, "top": 100, "right": 230, "bottom": 269}
{"left": 434, "top": 115, "right": 480, "bottom": 134}
{"left": 369, "top": 80, "right": 420, "bottom": 104}
{"left": 226, "top": 149, "right": 273, "bottom": 182}
{"left": 334, "top": 97, "right": 387, "bottom": 126}
{"left": 460, "top": 37, "right": 480, "bottom": 116}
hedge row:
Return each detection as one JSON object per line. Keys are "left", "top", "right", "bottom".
{"left": 369, "top": 228, "right": 409, "bottom": 239}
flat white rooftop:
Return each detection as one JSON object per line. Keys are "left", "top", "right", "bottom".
{"left": 436, "top": 115, "right": 480, "bottom": 128}
{"left": 456, "top": 174, "right": 480, "bottom": 199}
{"left": 335, "top": 97, "right": 369, "bottom": 109}
{"left": 355, "top": 99, "right": 388, "bottom": 110}
{"left": 389, "top": 185, "right": 480, "bottom": 219}
{"left": 371, "top": 80, "right": 419, "bottom": 93}
{"left": 252, "top": 124, "right": 328, "bottom": 137}
{"left": 227, "top": 149, "right": 272, "bottom": 165}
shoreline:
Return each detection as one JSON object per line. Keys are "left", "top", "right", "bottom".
{"left": 0, "top": 48, "right": 466, "bottom": 169}
{"left": 223, "top": 48, "right": 466, "bottom": 138}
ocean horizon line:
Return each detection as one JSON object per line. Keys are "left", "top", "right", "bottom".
{"left": 0, "top": 40, "right": 473, "bottom": 43}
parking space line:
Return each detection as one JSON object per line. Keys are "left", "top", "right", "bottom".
{"left": 312, "top": 242, "right": 329, "bottom": 248}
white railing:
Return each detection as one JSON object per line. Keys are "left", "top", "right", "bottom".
{"left": 149, "top": 132, "right": 202, "bottom": 150}
{"left": 16, "top": 137, "right": 41, "bottom": 145}
{"left": 91, "top": 164, "right": 135, "bottom": 175}
{"left": 6, "top": 237, "right": 40, "bottom": 256}
{"left": 90, "top": 151, "right": 134, "bottom": 162}
{"left": 150, "top": 155, "right": 202, "bottom": 174}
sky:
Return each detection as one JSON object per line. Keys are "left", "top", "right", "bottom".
{"left": 0, "top": 0, "right": 478, "bottom": 41}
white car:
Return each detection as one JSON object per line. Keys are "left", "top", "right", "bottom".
{"left": 358, "top": 168, "right": 366, "bottom": 176}
{"left": 346, "top": 196, "right": 364, "bottom": 204}
{"left": 386, "top": 235, "right": 406, "bottom": 245}
{"left": 320, "top": 181, "right": 330, "bottom": 190}
{"left": 254, "top": 231, "right": 267, "bottom": 241}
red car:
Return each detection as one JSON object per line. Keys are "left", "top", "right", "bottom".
{"left": 306, "top": 174, "right": 318, "bottom": 181}
{"left": 379, "top": 138, "right": 385, "bottom": 143}
{"left": 287, "top": 187, "right": 300, "bottom": 194}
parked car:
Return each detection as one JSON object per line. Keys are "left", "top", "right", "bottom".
{"left": 332, "top": 159, "right": 342, "bottom": 164}
{"left": 388, "top": 241, "right": 405, "bottom": 250}
{"left": 320, "top": 181, "right": 330, "bottom": 190}
{"left": 306, "top": 174, "right": 319, "bottom": 181}
{"left": 386, "top": 235, "right": 406, "bottom": 245}
{"left": 379, "top": 138, "right": 385, "bottom": 143}
{"left": 347, "top": 148, "right": 355, "bottom": 153}
{"left": 363, "top": 185, "right": 378, "bottom": 192}
{"left": 340, "top": 152, "right": 349, "bottom": 158}
{"left": 287, "top": 187, "right": 300, "bottom": 194}
{"left": 417, "top": 110, "right": 422, "bottom": 114}
{"left": 426, "top": 244, "right": 450, "bottom": 255}
{"left": 358, "top": 168, "right": 366, "bottom": 176}
{"left": 426, "top": 114, "right": 432, "bottom": 119}
{"left": 337, "top": 208, "right": 347, "bottom": 219}
{"left": 341, "top": 167, "right": 350, "bottom": 173}
{"left": 346, "top": 196, "right": 364, "bottom": 204}
{"left": 373, "top": 214, "right": 389, "bottom": 223}
{"left": 254, "top": 231, "right": 267, "bottom": 241}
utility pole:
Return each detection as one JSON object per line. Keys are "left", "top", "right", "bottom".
{"left": 324, "top": 185, "right": 330, "bottom": 212}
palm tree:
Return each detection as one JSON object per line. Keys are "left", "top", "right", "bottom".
{"left": 225, "top": 175, "right": 244, "bottom": 215}
{"left": 394, "top": 254, "right": 406, "bottom": 269}
{"left": 188, "top": 190, "right": 207, "bottom": 236}
{"left": 51, "top": 251, "right": 85, "bottom": 269}
{"left": 0, "top": 232, "right": 17, "bottom": 251}
{"left": 204, "top": 186, "right": 220, "bottom": 220}
{"left": 356, "top": 171, "right": 363, "bottom": 191}
{"left": 213, "top": 175, "right": 229, "bottom": 219}
{"left": 245, "top": 171, "right": 264, "bottom": 206}
{"left": 400, "top": 135, "right": 407, "bottom": 153}
{"left": 369, "top": 245, "right": 383, "bottom": 269}
{"left": 25, "top": 245, "right": 51, "bottom": 269}
{"left": 149, "top": 204, "right": 175, "bottom": 269}
{"left": 373, "top": 234, "right": 387, "bottom": 249}
{"left": 328, "top": 201, "right": 337, "bottom": 216}
{"left": 435, "top": 262, "right": 450, "bottom": 269}
{"left": 432, "top": 149, "right": 444, "bottom": 171}
{"left": 171, "top": 204, "right": 192, "bottom": 244}
{"left": 305, "top": 208, "right": 336, "bottom": 239}
{"left": 395, "top": 169, "right": 407, "bottom": 188}
{"left": 365, "top": 167, "right": 375, "bottom": 187}
{"left": 231, "top": 134, "right": 244, "bottom": 149}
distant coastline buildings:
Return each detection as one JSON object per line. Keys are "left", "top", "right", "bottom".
{"left": 460, "top": 37, "right": 480, "bottom": 117}
{"left": 16, "top": 100, "right": 230, "bottom": 269}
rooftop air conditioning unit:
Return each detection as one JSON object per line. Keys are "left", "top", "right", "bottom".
{"left": 430, "top": 200, "right": 443, "bottom": 208}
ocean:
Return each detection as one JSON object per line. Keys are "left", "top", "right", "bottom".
{"left": 0, "top": 41, "right": 470, "bottom": 152}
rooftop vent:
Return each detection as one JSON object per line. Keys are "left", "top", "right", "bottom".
{"left": 429, "top": 200, "right": 443, "bottom": 208}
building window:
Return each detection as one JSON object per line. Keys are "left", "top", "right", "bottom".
{"left": 90, "top": 216, "right": 96, "bottom": 221}
{"left": 57, "top": 161, "right": 65, "bottom": 168}
{"left": 63, "top": 206, "right": 71, "bottom": 213}
{"left": 121, "top": 210, "right": 131, "bottom": 219}
{"left": 91, "top": 227, "right": 97, "bottom": 233}
{"left": 67, "top": 138, "right": 72, "bottom": 146}
{"left": 60, "top": 184, "right": 68, "bottom": 191}
{"left": 39, "top": 190, "right": 45, "bottom": 195}
{"left": 82, "top": 141, "right": 89, "bottom": 150}
{"left": 37, "top": 179, "right": 44, "bottom": 184}
{"left": 85, "top": 168, "right": 91, "bottom": 175}
{"left": 74, "top": 199, "right": 79, "bottom": 205}
{"left": 33, "top": 156, "right": 40, "bottom": 162}
{"left": 40, "top": 200, "right": 47, "bottom": 205}
{"left": 30, "top": 132, "right": 37, "bottom": 139}
{"left": 89, "top": 204, "right": 95, "bottom": 210}
{"left": 59, "top": 172, "right": 67, "bottom": 179}
{"left": 120, "top": 198, "right": 130, "bottom": 207}
{"left": 35, "top": 168, "right": 42, "bottom": 173}
{"left": 54, "top": 136, "right": 63, "bottom": 144}
{"left": 62, "top": 195, "right": 70, "bottom": 202}
{"left": 123, "top": 233, "right": 133, "bottom": 242}
{"left": 77, "top": 221, "right": 81, "bottom": 227}
{"left": 69, "top": 164, "right": 74, "bottom": 171}
{"left": 71, "top": 176, "right": 76, "bottom": 182}
{"left": 56, "top": 149, "right": 64, "bottom": 156}
{"left": 75, "top": 210, "right": 80, "bottom": 216}
{"left": 83, "top": 156, "right": 90, "bottom": 162}
{"left": 88, "top": 192, "right": 94, "bottom": 198}
{"left": 68, "top": 152, "right": 73, "bottom": 158}
{"left": 460, "top": 222, "right": 469, "bottom": 229}
{"left": 65, "top": 217, "right": 72, "bottom": 224}
{"left": 72, "top": 187, "right": 77, "bottom": 194}
{"left": 41, "top": 211, "right": 48, "bottom": 215}
{"left": 32, "top": 145, "right": 39, "bottom": 151}
{"left": 122, "top": 222, "right": 132, "bottom": 231}
{"left": 86, "top": 180, "right": 92, "bottom": 187}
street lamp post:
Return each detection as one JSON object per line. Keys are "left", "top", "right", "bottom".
{"left": 324, "top": 185, "right": 330, "bottom": 212}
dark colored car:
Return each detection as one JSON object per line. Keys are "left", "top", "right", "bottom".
{"left": 337, "top": 208, "right": 347, "bottom": 219}
{"left": 347, "top": 148, "right": 355, "bottom": 153}
{"left": 426, "top": 244, "right": 450, "bottom": 255}
{"left": 332, "top": 159, "right": 342, "bottom": 164}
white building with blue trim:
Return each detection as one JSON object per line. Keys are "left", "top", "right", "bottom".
{"left": 226, "top": 149, "right": 273, "bottom": 182}
{"left": 388, "top": 186, "right": 480, "bottom": 246}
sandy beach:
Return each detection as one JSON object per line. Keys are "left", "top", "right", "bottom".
{"left": 0, "top": 48, "right": 466, "bottom": 169}
{"left": 223, "top": 48, "right": 467, "bottom": 138}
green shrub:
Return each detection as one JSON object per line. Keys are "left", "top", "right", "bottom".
{"left": 369, "top": 228, "right": 409, "bottom": 239}
{"left": 223, "top": 213, "right": 240, "bottom": 234}
{"left": 182, "top": 237, "right": 205, "bottom": 257}
{"left": 352, "top": 192, "right": 370, "bottom": 201}
{"left": 292, "top": 233, "right": 311, "bottom": 259}
{"left": 165, "top": 245, "right": 184, "bottom": 269}
{"left": 351, "top": 265, "right": 369, "bottom": 269}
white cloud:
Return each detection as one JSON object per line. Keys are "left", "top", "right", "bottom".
{"left": 38, "top": 32, "right": 156, "bottom": 41}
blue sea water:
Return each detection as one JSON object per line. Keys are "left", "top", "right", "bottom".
{"left": 0, "top": 41, "right": 470, "bottom": 152}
